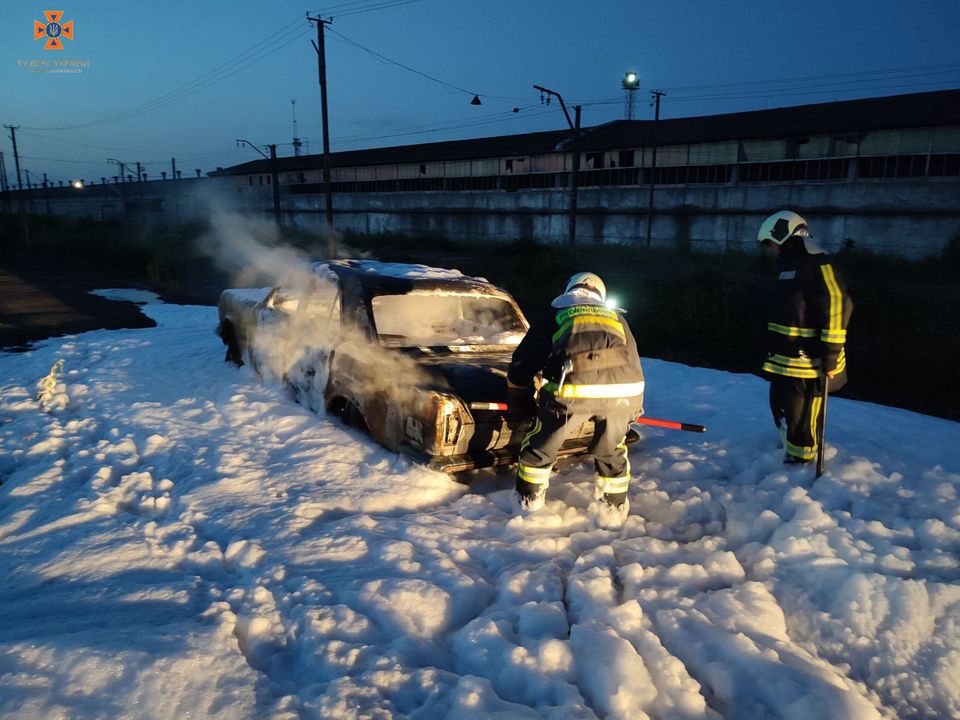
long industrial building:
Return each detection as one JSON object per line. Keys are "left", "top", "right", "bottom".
{"left": 7, "top": 89, "right": 960, "bottom": 257}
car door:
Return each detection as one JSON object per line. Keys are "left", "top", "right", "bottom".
{"left": 250, "top": 277, "right": 306, "bottom": 379}
{"left": 286, "top": 275, "right": 342, "bottom": 413}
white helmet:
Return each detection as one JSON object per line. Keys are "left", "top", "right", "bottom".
{"left": 552, "top": 272, "right": 606, "bottom": 308}
{"left": 757, "top": 210, "right": 810, "bottom": 245}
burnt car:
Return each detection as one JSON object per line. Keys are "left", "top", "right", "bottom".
{"left": 217, "top": 260, "right": 636, "bottom": 473}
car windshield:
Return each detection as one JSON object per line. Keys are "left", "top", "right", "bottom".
{"left": 372, "top": 291, "right": 526, "bottom": 348}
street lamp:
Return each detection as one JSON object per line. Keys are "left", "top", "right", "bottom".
{"left": 646, "top": 90, "right": 666, "bottom": 248}
{"left": 534, "top": 84, "right": 581, "bottom": 245}
{"left": 622, "top": 72, "right": 640, "bottom": 120}
{"left": 107, "top": 158, "right": 134, "bottom": 182}
{"left": 236, "top": 138, "right": 281, "bottom": 228}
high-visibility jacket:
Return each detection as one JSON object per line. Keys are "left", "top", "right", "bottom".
{"left": 508, "top": 303, "right": 645, "bottom": 410}
{"left": 762, "top": 244, "right": 853, "bottom": 389}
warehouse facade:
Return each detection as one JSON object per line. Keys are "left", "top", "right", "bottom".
{"left": 211, "top": 89, "right": 960, "bottom": 257}
{"left": 8, "top": 89, "right": 959, "bottom": 257}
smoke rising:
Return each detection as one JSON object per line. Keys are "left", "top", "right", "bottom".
{"left": 199, "top": 207, "right": 309, "bottom": 288}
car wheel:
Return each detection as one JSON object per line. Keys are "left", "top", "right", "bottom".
{"left": 221, "top": 323, "right": 244, "bottom": 367}
{"left": 341, "top": 400, "right": 369, "bottom": 432}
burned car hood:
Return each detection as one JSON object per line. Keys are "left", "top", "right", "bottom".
{"left": 403, "top": 349, "right": 514, "bottom": 403}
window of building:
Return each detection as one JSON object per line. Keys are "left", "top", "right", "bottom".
{"left": 586, "top": 152, "right": 604, "bottom": 169}
{"left": 259, "top": 176, "right": 263, "bottom": 185}
{"left": 929, "top": 153, "right": 960, "bottom": 177}
{"left": 618, "top": 150, "right": 635, "bottom": 167}
{"left": 419, "top": 164, "right": 427, "bottom": 175}
{"left": 248, "top": 177, "right": 253, "bottom": 186}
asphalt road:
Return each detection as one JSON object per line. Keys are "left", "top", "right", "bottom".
{"left": 0, "top": 266, "right": 158, "bottom": 351}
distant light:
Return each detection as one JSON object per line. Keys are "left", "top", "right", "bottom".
{"left": 605, "top": 297, "right": 619, "bottom": 309}
{"left": 622, "top": 72, "right": 639, "bottom": 89}
{"left": 72, "top": 180, "right": 84, "bottom": 189}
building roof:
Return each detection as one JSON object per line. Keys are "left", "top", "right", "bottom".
{"left": 570, "top": 88, "right": 960, "bottom": 150}
{"left": 210, "top": 89, "right": 960, "bottom": 177}
{"left": 213, "top": 128, "right": 572, "bottom": 176}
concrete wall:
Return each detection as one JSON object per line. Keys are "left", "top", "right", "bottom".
{"left": 5, "top": 174, "right": 959, "bottom": 258}
{"left": 282, "top": 178, "right": 960, "bottom": 257}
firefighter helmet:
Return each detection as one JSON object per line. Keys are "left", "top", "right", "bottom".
{"left": 757, "top": 210, "right": 810, "bottom": 245}
{"left": 552, "top": 272, "right": 606, "bottom": 308}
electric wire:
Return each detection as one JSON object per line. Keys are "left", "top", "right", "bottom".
{"left": 664, "top": 61, "right": 960, "bottom": 93}
{"left": 326, "top": 27, "right": 476, "bottom": 98}
{"left": 331, "top": 105, "right": 555, "bottom": 146}
{"left": 667, "top": 78, "right": 960, "bottom": 103}
{"left": 319, "top": 0, "right": 427, "bottom": 18}
{"left": 22, "top": 14, "right": 311, "bottom": 131}
{"left": 326, "top": 27, "right": 529, "bottom": 104}
{"left": 12, "top": 15, "right": 960, "bottom": 178}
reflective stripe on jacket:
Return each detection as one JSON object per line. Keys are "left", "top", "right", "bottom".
{"left": 762, "top": 247, "right": 852, "bottom": 382}
{"left": 508, "top": 302, "right": 644, "bottom": 408}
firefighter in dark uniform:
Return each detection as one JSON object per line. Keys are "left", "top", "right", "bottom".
{"left": 507, "top": 272, "right": 645, "bottom": 513}
{"left": 757, "top": 211, "right": 853, "bottom": 464}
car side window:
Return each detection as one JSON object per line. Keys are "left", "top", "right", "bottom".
{"left": 269, "top": 273, "right": 311, "bottom": 314}
{"left": 270, "top": 288, "right": 301, "bottom": 313}
{"left": 301, "top": 278, "right": 341, "bottom": 333}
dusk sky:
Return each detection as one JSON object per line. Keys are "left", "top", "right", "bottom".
{"left": 2, "top": 0, "right": 960, "bottom": 185}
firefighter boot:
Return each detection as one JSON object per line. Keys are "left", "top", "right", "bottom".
{"left": 594, "top": 472, "right": 630, "bottom": 508}
{"left": 514, "top": 463, "right": 551, "bottom": 514}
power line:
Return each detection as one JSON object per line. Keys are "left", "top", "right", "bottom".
{"left": 327, "top": 27, "right": 477, "bottom": 97}
{"left": 318, "top": 0, "right": 427, "bottom": 18}
{"left": 667, "top": 78, "right": 960, "bottom": 103}
{"left": 331, "top": 105, "right": 553, "bottom": 146}
{"left": 16, "top": 129, "right": 185, "bottom": 156}
{"left": 326, "top": 27, "right": 529, "bottom": 104}
{"left": 574, "top": 63, "right": 960, "bottom": 109}
{"left": 664, "top": 61, "right": 960, "bottom": 93}
{"left": 22, "top": 14, "right": 311, "bottom": 131}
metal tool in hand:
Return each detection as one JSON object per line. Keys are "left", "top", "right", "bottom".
{"left": 556, "top": 358, "right": 574, "bottom": 394}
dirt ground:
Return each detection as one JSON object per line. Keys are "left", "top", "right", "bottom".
{"left": 0, "top": 264, "right": 217, "bottom": 352}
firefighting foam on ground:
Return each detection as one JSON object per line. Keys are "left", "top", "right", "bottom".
{"left": 1, "top": 290, "right": 958, "bottom": 719}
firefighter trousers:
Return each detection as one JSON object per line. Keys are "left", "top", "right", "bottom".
{"left": 769, "top": 376, "right": 825, "bottom": 462}
{"left": 517, "top": 397, "right": 635, "bottom": 498}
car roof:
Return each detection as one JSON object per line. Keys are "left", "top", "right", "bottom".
{"left": 315, "top": 259, "right": 510, "bottom": 297}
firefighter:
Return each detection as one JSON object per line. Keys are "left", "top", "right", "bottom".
{"left": 507, "top": 272, "right": 645, "bottom": 513}
{"left": 757, "top": 211, "right": 853, "bottom": 464}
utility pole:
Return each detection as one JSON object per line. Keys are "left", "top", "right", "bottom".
{"left": 42, "top": 172, "right": 51, "bottom": 215}
{"left": 307, "top": 13, "right": 335, "bottom": 257}
{"left": 534, "top": 85, "right": 581, "bottom": 245}
{"left": 136, "top": 161, "right": 144, "bottom": 219}
{"left": 269, "top": 144, "right": 281, "bottom": 228}
{"left": 108, "top": 158, "right": 134, "bottom": 183}
{"left": 0, "top": 152, "right": 9, "bottom": 214}
{"left": 646, "top": 90, "right": 665, "bottom": 249}
{"left": 171, "top": 157, "right": 177, "bottom": 181}
{"left": 4, "top": 126, "right": 23, "bottom": 194}
{"left": 4, "top": 124, "right": 29, "bottom": 246}
{"left": 291, "top": 99, "right": 302, "bottom": 157}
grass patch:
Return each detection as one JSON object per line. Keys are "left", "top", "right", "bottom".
{"left": 2, "top": 218, "right": 956, "bottom": 420}
{"left": 347, "top": 231, "right": 960, "bottom": 421}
